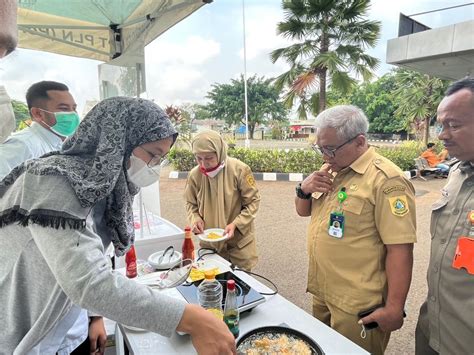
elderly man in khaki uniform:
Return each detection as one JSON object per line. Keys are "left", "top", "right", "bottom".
{"left": 416, "top": 78, "right": 474, "bottom": 355}
{"left": 295, "top": 105, "right": 416, "bottom": 355}
{"left": 185, "top": 130, "right": 260, "bottom": 271}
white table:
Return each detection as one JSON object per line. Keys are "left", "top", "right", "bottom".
{"left": 116, "top": 254, "right": 369, "bottom": 355}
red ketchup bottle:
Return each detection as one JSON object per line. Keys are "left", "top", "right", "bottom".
{"left": 182, "top": 227, "right": 195, "bottom": 261}
{"left": 125, "top": 245, "right": 138, "bottom": 278}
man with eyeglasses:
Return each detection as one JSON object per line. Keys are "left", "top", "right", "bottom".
{"left": 415, "top": 78, "right": 474, "bottom": 355}
{"left": 295, "top": 105, "right": 416, "bottom": 355}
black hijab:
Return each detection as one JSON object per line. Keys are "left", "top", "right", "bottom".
{"left": 0, "top": 97, "right": 177, "bottom": 255}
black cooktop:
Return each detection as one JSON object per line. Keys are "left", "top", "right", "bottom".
{"left": 177, "top": 271, "right": 265, "bottom": 313}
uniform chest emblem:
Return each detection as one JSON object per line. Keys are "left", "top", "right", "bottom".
{"left": 388, "top": 195, "right": 409, "bottom": 216}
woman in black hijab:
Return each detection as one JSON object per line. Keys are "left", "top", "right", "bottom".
{"left": 0, "top": 97, "right": 236, "bottom": 355}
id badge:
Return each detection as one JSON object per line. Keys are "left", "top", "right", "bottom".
{"left": 328, "top": 213, "right": 345, "bottom": 239}
{"left": 452, "top": 237, "right": 474, "bottom": 275}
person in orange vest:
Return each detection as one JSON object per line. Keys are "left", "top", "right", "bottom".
{"left": 420, "top": 142, "right": 450, "bottom": 173}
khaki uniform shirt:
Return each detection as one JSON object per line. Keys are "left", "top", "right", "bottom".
{"left": 185, "top": 158, "right": 260, "bottom": 269}
{"left": 307, "top": 147, "right": 417, "bottom": 314}
{"left": 418, "top": 162, "right": 474, "bottom": 354}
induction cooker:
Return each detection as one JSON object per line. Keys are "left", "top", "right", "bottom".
{"left": 177, "top": 271, "right": 266, "bottom": 313}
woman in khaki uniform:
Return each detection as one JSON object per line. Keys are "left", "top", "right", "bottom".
{"left": 184, "top": 130, "right": 260, "bottom": 270}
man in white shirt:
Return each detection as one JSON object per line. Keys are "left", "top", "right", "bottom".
{"left": 0, "top": 81, "right": 78, "bottom": 179}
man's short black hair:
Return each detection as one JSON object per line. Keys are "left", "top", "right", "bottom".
{"left": 445, "top": 77, "right": 474, "bottom": 97}
{"left": 427, "top": 142, "right": 435, "bottom": 149}
{"left": 26, "top": 81, "right": 69, "bottom": 110}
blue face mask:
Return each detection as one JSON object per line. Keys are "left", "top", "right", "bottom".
{"left": 39, "top": 108, "right": 80, "bottom": 137}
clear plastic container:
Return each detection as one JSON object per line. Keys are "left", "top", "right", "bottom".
{"left": 197, "top": 270, "right": 223, "bottom": 319}
{"left": 224, "top": 279, "right": 240, "bottom": 338}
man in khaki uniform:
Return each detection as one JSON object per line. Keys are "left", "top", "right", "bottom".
{"left": 416, "top": 78, "right": 474, "bottom": 355}
{"left": 295, "top": 105, "right": 416, "bottom": 355}
{"left": 185, "top": 130, "right": 260, "bottom": 270}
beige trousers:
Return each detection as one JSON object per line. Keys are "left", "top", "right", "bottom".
{"left": 312, "top": 295, "right": 390, "bottom": 355}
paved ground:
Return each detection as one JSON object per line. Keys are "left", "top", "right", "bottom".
{"left": 157, "top": 166, "right": 445, "bottom": 354}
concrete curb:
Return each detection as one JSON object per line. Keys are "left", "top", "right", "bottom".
{"left": 169, "top": 170, "right": 415, "bottom": 181}
{"left": 281, "top": 139, "right": 401, "bottom": 143}
{"left": 169, "top": 171, "right": 309, "bottom": 181}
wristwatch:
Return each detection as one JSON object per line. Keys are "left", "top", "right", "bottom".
{"left": 295, "top": 183, "right": 312, "bottom": 200}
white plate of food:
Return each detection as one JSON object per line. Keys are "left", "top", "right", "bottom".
{"left": 198, "top": 228, "right": 228, "bottom": 243}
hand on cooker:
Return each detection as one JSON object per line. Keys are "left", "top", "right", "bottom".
{"left": 192, "top": 220, "right": 204, "bottom": 235}
{"left": 177, "top": 304, "right": 237, "bottom": 355}
{"left": 301, "top": 164, "right": 334, "bottom": 194}
{"left": 224, "top": 223, "right": 236, "bottom": 239}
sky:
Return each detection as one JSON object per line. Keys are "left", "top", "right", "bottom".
{"left": 0, "top": 0, "right": 473, "bottom": 116}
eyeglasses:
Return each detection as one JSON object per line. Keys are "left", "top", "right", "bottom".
{"left": 138, "top": 146, "right": 168, "bottom": 168}
{"left": 311, "top": 135, "right": 362, "bottom": 158}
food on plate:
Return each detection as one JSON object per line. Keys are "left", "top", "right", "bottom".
{"left": 189, "top": 266, "right": 220, "bottom": 282}
{"left": 238, "top": 333, "right": 313, "bottom": 355}
{"left": 207, "top": 232, "right": 223, "bottom": 239}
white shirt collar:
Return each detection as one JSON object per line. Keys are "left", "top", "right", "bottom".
{"left": 30, "top": 122, "right": 63, "bottom": 150}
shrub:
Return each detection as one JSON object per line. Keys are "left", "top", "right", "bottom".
{"left": 169, "top": 147, "right": 324, "bottom": 174}
{"left": 376, "top": 141, "right": 424, "bottom": 171}
{"left": 168, "top": 141, "right": 426, "bottom": 173}
{"left": 167, "top": 148, "right": 196, "bottom": 171}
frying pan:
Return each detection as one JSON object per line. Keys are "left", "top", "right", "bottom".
{"left": 236, "top": 325, "right": 325, "bottom": 354}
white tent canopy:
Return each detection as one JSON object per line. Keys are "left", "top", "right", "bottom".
{"left": 18, "top": 0, "right": 211, "bottom": 66}
{"left": 17, "top": 0, "right": 212, "bottom": 220}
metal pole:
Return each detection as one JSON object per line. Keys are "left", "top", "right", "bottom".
{"left": 242, "top": 0, "right": 250, "bottom": 148}
{"left": 136, "top": 63, "right": 144, "bottom": 239}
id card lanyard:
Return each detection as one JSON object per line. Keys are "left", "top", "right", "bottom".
{"left": 328, "top": 188, "right": 347, "bottom": 239}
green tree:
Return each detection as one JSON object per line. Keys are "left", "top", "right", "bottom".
{"left": 393, "top": 69, "right": 448, "bottom": 145}
{"left": 205, "top": 75, "right": 288, "bottom": 139}
{"left": 118, "top": 66, "right": 140, "bottom": 97}
{"left": 326, "top": 72, "right": 404, "bottom": 134}
{"left": 12, "top": 100, "right": 30, "bottom": 130}
{"left": 271, "top": 0, "right": 380, "bottom": 118}
{"left": 350, "top": 72, "right": 404, "bottom": 133}
{"left": 164, "top": 105, "right": 193, "bottom": 148}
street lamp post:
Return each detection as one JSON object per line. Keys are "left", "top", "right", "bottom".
{"left": 242, "top": 0, "right": 250, "bottom": 148}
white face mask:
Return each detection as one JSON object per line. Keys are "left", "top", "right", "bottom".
{"left": 127, "top": 154, "right": 161, "bottom": 187}
{"left": 199, "top": 161, "right": 225, "bottom": 178}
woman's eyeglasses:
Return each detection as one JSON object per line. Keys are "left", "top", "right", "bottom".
{"left": 138, "top": 146, "right": 168, "bottom": 168}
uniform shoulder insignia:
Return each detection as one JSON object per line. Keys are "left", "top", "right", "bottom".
{"left": 245, "top": 174, "right": 256, "bottom": 188}
{"left": 388, "top": 195, "right": 409, "bottom": 216}
{"left": 383, "top": 185, "right": 406, "bottom": 194}
{"left": 373, "top": 156, "right": 402, "bottom": 179}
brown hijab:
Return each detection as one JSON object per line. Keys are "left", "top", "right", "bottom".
{"left": 191, "top": 130, "right": 228, "bottom": 229}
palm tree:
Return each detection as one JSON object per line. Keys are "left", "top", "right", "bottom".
{"left": 393, "top": 69, "right": 448, "bottom": 145}
{"left": 271, "top": 0, "right": 380, "bottom": 118}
